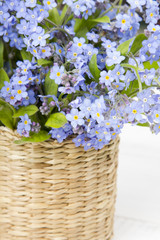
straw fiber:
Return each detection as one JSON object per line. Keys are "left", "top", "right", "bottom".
{"left": 0, "top": 127, "right": 120, "bottom": 240}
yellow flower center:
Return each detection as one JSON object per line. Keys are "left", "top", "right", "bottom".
{"left": 24, "top": 120, "right": 28, "bottom": 125}
{"left": 87, "top": 119, "right": 90, "bottom": 122}
{"left": 10, "top": 96, "right": 14, "bottom": 100}
{"left": 42, "top": 49, "right": 46, "bottom": 53}
{"left": 106, "top": 122, "right": 110, "bottom": 126}
{"left": 122, "top": 19, "right": 126, "bottom": 24}
{"left": 112, "top": 133, "right": 116, "bottom": 136}
{"left": 47, "top": 1, "right": 51, "bottom": 5}
{"left": 18, "top": 80, "right": 22, "bottom": 84}
{"left": 28, "top": 78, "right": 32, "bottom": 81}
{"left": 95, "top": 131, "right": 99, "bottom": 134}
{"left": 158, "top": 126, "right": 160, "bottom": 129}
{"left": 107, "top": 44, "right": 111, "bottom": 48}
{"left": 86, "top": 9, "right": 88, "bottom": 13}
{"left": 7, "top": 87, "right": 10, "bottom": 92}
{"left": 155, "top": 114, "right": 159, "bottom": 118}
{"left": 105, "top": 76, "right": 109, "bottom": 80}
{"left": 33, "top": 49, "right": 37, "bottom": 53}
{"left": 40, "top": 9, "right": 44, "bottom": 12}
{"left": 116, "top": 85, "right": 119, "bottom": 88}
{"left": 78, "top": 42, "right": 82, "bottom": 47}
{"left": 59, "top": 49, "right": 62, "bottom": 53}
{"left": 57, "top": 72, "right": 61, "bottom": 77}
{"left": 132, "top": 109, "right": 137, "bottom": 114}
{"left": 150, "top": 13, "right": 153, "bottom": 17}
{"left": 152, "top": 27, "right": 156, "bottom": 31}
{"left": 96, "top": 113, "right": 100, "bottom": 117}
{"left": 130, "top": 26, "right": 133, "bottom": 31}
{"left": 24, "top": 68, "right": 27, "bottom": 72}
{"left": 117, "top": 71, "right": 120, "bottom": 75}
{"left": 99, "top": 139, "right": 102, "bottom": 142}
{"left": 74, "top": 115, "right": 78, "bottom": 120}
{"left": 73, "top": 52, "right": 77, "bottom": 57}
{"left": 17, "top": 90, "right": 22, "bottom": 94}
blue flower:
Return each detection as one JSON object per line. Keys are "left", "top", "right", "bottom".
{"left": 25, "top": 0, "right": 37, "bottom": 8}
{"left": 50, "top": 65, "right": 65, "bottom": 84}
{"left": 16, "top": 19, "right": 30, "bottom": 35}
{"left": 86, "top": 32, "right": 99, "bottom": 43}
{"left": 125, "top": 101, "right": 144, "bottom": 122}
{"left": 43, "top": 0, "right": 57, "bottom": 10}
{"left": 106, "top": 50, "right": 125, "bottom": 66}
{"left": 12, "top": 85, "right": 28, "bottom": 101}
{"left": 127, "top": 0, "right": 146, "bottom": 12}
{"left": 66, "top": 109, "right": 85, "bottom": 128}
{"left": 138, "top": 89, "right": 155, "bottom": 112}
{"left": 116, "top": 14, "right": 131, "bottom": 31}
{"left": 99, "top": 70, "right": 114, "bottom": 87}
{"left": 31, "top": 29, "right": 50, "bottom": 47}
{"left": 16, "top": 2, "right": 27, "bottom": 18}
{"left": 1, "top": 81, "right": 12, "bottom": 97}
{"left": 17, "top": 114, "right": 32, "bottom": 137}
{"left": 22, "top": 90, "right": 36, "bottom": 106}
{"left": 72, "top": 134, "right": 86, "bottom": 147}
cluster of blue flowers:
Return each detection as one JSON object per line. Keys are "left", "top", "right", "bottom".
{"left": 0, "top": 0, "right": 160, "bottom": 150}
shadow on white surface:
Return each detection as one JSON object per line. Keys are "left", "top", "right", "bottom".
{"left": 113, "top": 125, "right": 160, "bottom": 239}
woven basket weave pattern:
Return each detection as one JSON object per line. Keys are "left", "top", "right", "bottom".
{"left": 0, "top": 127, "right": 119, "bottom": 240}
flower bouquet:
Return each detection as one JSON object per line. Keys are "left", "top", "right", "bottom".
{"left": 0, "top": 0, "right": 160, "bottom": 239}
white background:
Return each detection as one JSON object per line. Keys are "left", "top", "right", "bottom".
{"left": 113, "top": 124, "right": 160, "bottom": 240}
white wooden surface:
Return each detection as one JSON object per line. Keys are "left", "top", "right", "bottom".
{"left": 113, "top": 125, "right": 160, "bottom": 240}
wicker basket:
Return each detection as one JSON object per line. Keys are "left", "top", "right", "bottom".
{"left": 0, "top": 126, "right": 120, "bottom": 240}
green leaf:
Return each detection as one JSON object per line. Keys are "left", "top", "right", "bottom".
{"left": 117, "top": 37, "right": 134, "bottom": 55}
{"left": 129, "top": 34, "right": 147, "bottom": 55}
{"left": 13, "top": 105, "right": 38, "bottom": 118}
{"left": 21, "top": 49, "right": 32, "bottom": 61}
{"left": 121, "top": 63, "right": 137, "bottom": 71}
{"left": 0, "top": 100, "right": 14, "bottom": 129}
{"left": 0, "top": 68, "right": 10, "bottom": 89}
{"left": 89, "top": 54, "right": 100, "bottom": 82}
{"left": 60, "top": 5, "right": 68, "bottom": 25}
{"left": 48, "top": 8, "right": 60, "bottom": 25}
{"left": 137, "top": 122, "right": 150, "bottom": 127}
{"left": 45, "top": 112, "right": 67, "bottom": 128}
{"left": 14, "top": 131, "right": 51, "bottom": 144}
{"left": 44, "top": 70, "right": 58, "bottom": 97}
{"left": 0, "top": 40, "right": 4, "bottom": 68}
{"left": 89, "top": 16, "right": 110, "bottom": 23}
{"left": 143, "top": 61, "right": 159, "bottom": 70}
{"left": 38, "top": 59, "right": 52, "bottom": 66}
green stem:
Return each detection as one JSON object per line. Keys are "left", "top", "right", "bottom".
{"left": 153, "top": 78, "right": 160, "bottom": 87}
{"left": 47, "top": 27, "right": 72, "bottom": 40}
{"left": 135, "top": 69, "right": 142, "bottom": 92}
{"left": 100, "top": 0, "right": 119, "bottom": 17}
{"left": 117, "top": 0, "right": 123, "bottom": 13}
{"left": 44, "top": 18, "right": 58, "bottom": 27}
